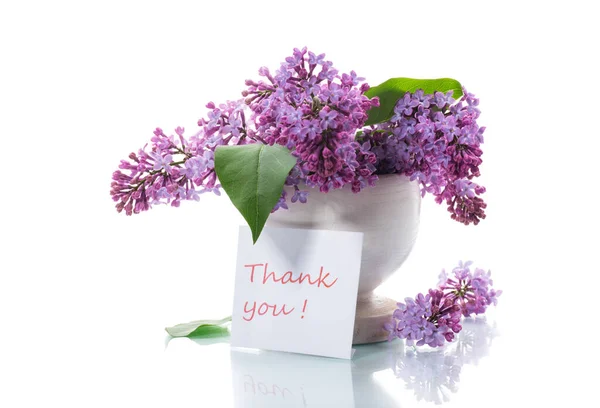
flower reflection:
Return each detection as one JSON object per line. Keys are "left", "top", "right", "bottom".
{"left": 389, "top": 317, "right": 498, "bottom": 404}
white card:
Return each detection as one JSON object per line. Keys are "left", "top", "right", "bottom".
{"left": 231, "top": 226, "right": 363, "bottom": 359}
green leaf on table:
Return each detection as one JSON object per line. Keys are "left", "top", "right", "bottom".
{"left": 214, "top": 144, "right": 297, "bottom": 243}
{"left": 364, "top": 78, "right": 463, "bottom": 125}
{"left": 165, "top": 316, "right": 232, "bottom": 338}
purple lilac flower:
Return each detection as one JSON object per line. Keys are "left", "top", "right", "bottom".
{"left": 271, "top": 190, "right": 289, "bottom": 212}
{"left": 386, "top": 262, "right": 500, "bottom": 347}
{"left": 438, "top": 261, "right": 502, "bottom": 317}
{"left": 291, "top": 187, "right": 308, "bottom": 204}
{"left": 358, "top": 89, "right": 487, "bottom": 225}
{"left": 111, "top": 100, "right": 247, "bottom": 215}
{"left": 111, "top": 48, "right": 383, "bottom": 215}
{"left": 386, "top": 289, "right": 463, "bottom": 347}
{"left": 113, "top": 48, "right": 489, "bottom": 227}
{"left": 243, "top": 46, "right": 379, "bottom": 207}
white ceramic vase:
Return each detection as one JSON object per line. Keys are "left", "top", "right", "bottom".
{"left": 266, "top": 174, "right": 421, "bottom": 344}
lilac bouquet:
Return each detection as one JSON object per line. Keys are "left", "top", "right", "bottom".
{"left": 111, "top": 47, "right": 487, "bottom": 242}
{"left": 384, "top": 261, "right": 501, "bottom": 347}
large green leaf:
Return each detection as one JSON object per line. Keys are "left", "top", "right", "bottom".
{"left": 364, "top": 78, "right": 463, "bottom": 125}
{"left": 214, "top": 144, "right": 297, "bottom": 243}
{"left": 165, "top": 316, "right": 231, "bottom": 337}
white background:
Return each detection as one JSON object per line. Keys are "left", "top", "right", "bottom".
{"left": 1, "top": 1, "right": 598, "bottom": 406}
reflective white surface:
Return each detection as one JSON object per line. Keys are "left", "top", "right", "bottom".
{"left": 1, "top": 0, "right": 599, "bottom": 407}
{"left": 216, "top": 318, "right": 498, "bottom": 407}
{"left": 160, "top": 312, "right": 587, "bottom": 407}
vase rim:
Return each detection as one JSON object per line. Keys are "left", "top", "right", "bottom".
{"left": 292, "top": 173, "right": 414, "bottom": 193}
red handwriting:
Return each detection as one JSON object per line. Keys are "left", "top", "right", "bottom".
{"left": 241, "top": 263, "right": 333, "bottom": 322}
{"left": 243, "top": 300, "right": 296, "bottom": 321}
{"left": 244, "top": 264, "right": 263, "bottom": 283}
{"left": 301, "top": 299, "right": 308, "bottom": 319}
{"left": 243, "top": 263, "right": 338, "bottom": 288}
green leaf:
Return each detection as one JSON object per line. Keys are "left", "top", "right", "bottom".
{"left": 214, "top": 144, "right": 297, "bottom": 243}
{"left": 165, "top": 316, "right": 232, "bottom": 338}
{"left": 364, "top": 78, "right": 463, "bottom": 126}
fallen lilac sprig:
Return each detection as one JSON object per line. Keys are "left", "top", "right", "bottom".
{"left": 385, "top": 262, "right": 501, "bottom": 347}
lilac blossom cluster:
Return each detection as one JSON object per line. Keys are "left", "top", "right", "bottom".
{"left": 243, "top": 46, "right": 379, "bottom": 201}
{"left": 384, "top": 261, "right": 500, "bottom": 347}
{"left": 111, "top": 100, "right": 247, "bottom": 214}
{"left": 111, "top": 47, "right": 379, "bottom": 214}
{"left": 358, "top": 89, "right": 487, "bottom": 225}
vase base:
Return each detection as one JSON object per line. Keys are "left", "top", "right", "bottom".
{"left": 352, "top": 293, "right": 397, "bottom": 345}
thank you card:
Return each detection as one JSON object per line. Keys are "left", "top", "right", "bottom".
{"left": 232, "top": 226, "right": 363, "bottom": 359}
